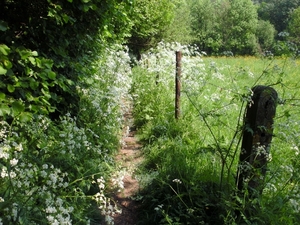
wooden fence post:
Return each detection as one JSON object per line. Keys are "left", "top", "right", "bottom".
{"left": 175, "top": 51, "right": 182, "bottom": 120}
{"left": 236, "top": 85, "right": 278, "bottom": 196}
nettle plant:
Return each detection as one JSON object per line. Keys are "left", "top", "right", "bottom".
{"left": 0, "top": 44, "right": 132, "bottom": 224}
{"left": 131, "top": 42, "right": 300, "bottom": 224}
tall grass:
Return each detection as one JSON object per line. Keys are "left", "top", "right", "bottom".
{"left": 131, "top": 43, "right": 300, "bottom": 224}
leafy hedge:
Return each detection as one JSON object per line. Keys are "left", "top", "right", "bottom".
{"left": 0, "top": 0, "right": 133, "bottom": 223}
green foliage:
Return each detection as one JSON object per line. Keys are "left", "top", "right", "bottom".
{"left": 257, "top": 0, "right": 300, "bottom": 33}
{"left": 256, "top": 20, "right": 276, "bottom": 51}
{"left": 187, "top": 0, "right": 300, "bottom": 56}
{"left": 0, "top": 43, "right": 65, "bottom": 121}
{"left": 0, "top": 44, "right": 132, "bottom": 223}
{"left": 189, "top": 0, "right": 222, "bottom": 53}
{"left": 288, "top": 7, "right": 300, "bottom": 44}
{"left": 128, "top": 0, "right": 176, "bottom": 58}
{"left": 221, "top": 0, "right": 258, "bottom": 55}
{"left": 0, "top": 0, "right": 133, "bottom": 119}
{"left": 0, "top": 115, "right": 109, "bottom": 224}
{"left": 189, "top": 0, "right": 258, "bottom": 55}
{"left": 162, "top": 0, "right": 194, "bottom": 44}
{"left": 272, "top": 32, "right": 299, "bottom": 57}
{"left": 131, "top": 43, "right": 300, "bottom": 224}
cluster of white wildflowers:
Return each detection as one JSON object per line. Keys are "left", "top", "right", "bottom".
{"left": 120, "top": 125, "right": 130, "bottom": 147}
{"left": 139, "top": 42, "right": 206, "bottom": 90}
{"left": 57, "top": 114, "right": 103, "bottom": 156}
{"left": 253, "top": 144, "right": 271, "bottom": 160}
{"left": 77, "top": 44, "right": 132, "bottom": 145}
{"left": 154, "top": 204, "right": 164, "bottom": 212}
{"left": 45, "top": 196, "right": 74, "bottom": 225}
{"left": 99, "top": 44, "right": 132, "bottom": 107}
{"left": 237, "top": 161, "right": 253, "bottom": 174}
{"left": 110, "top": 169, "right": 126, "bottom": 192}
{"left": 0, "top": 122, "right": 23, "bottom": 222}
{"left": 291, "top": 145, "right": 299, "bottom": 156}
{"left": 0, "top": 121, "right": 22, "bottom": 167}
{"left": 93, "top": 176, "right": 121, "bottom": 225}
{"left": 172, "top": 178, "right": 182, "bottom": 184}
{"left": 0, "top": 111, "right": 125, "bottom": 223}
{"left": 0, "top": 117, "right": 78, "bottom": 223}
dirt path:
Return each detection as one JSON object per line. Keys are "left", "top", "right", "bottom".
{"left": 111, "top": 106, "right": 143, "bottom": 225}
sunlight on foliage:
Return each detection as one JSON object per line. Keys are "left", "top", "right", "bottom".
{"left": 131, "top": 42, "right": 300, "bottom": 224}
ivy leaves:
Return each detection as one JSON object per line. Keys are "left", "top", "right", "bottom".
{"left": 0, "top": 44, "right": 11, "bottom": 75}
{"left": 0, "top": 42, "right": 62, "bottom": 121}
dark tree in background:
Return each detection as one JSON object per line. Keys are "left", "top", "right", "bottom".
{"left": 257, "top": 0, "right": 300, "bottom": 33}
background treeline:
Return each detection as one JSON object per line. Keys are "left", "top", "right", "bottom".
{"left": 129, "top": 0, "right": 300, "bottom": 56}
{"left": 190, "top": 0, "right": 300, "bottom": 55}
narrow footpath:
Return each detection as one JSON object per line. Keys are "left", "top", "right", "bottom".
{"left": 111, "top": 104, "right": 143, "bottom": 225}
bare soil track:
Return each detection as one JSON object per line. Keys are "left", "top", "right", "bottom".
{"left": 111, "top": 108, "right": 143, "bottom": 225}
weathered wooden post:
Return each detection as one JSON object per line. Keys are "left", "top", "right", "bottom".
{"left": 236, "top": 85, "right": 278, "bottom": 196}
{"left": 155, "top": 56, "right": 159, "bottom": 85}
{"left": 175, "top": 51, "right": 182, "bottom": 120}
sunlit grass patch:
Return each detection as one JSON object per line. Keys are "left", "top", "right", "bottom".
{"left": 131, "top": 43, "right": 300, "bottom": 224}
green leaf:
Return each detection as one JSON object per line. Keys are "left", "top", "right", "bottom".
{"left": 19, "top": 112, "right": 32, "bottom": 122}
{"left": 3, "top": 59, "right": 12, "bottom": 69}
{"left": 0, "top": 105, "right": 10, "bottom": 116}
{"left": 90, "top": 4, "right": 97, "bottom": 10}
{"left": 28, "top": 57, "right": 36, "bottom": 65}
{"left": 86, "top": 78, "right": 93, "bottom": 84}
{"left": 19, "top": 81, "right": 29, "bottom": 88}
{"left": 0, "top": 65, "right": 7, "bottom": 75}
{"left": 40, "top": 97, "right": 51, "bottom": 106}
{"left": 66, "top": 79, "right": 74, "bottom": 85}
{"left": 81, "top": 0, "right": 90, "bottom": 3}
{"left": 35, "top": 58, "right": 42, "bottom": 68}
{"left": 41, "top": 88, "right": 51, "bottom": 99}
{"left": 30, "top": 80, "right": 39, "bottom": 90}
{"left": 12, "top": 101, "right": 25, "bottom": 115}
{"left": 19, "top": 49, "right": 31, "bottom": 60}
{"left": 0, "top": 21, "right": 8, "bottom": 31}
{"left": 0, "top": 93, "right": 5, "bottom": 100}
{"left": 25, "top": 66, "right": 33, "bottom": 76}
{"left": 62, "top": 14, "right": 69, "bottom": 23}
{"left": 83, "top": 4, "right": 90, "bottom": 12}
{"left": 67, "top": 0, "right": 73, "bottom": 2}
{"left": 0, "top": 44, "right": 10, "bottom": 55}
{"left": 47, "top": 70, "right": 56, "bottom": 80}
{"left": 6, "top": 69, "right": 13, "bottom": 76}
{"left": 32, "top": 51, "right": 38, "bottom": 56}
{"left": 7, "top": 84, "right": 15, "bottom": 93}
{"left": 25, "top": 92, "right": 34, "bottom": 101}
{"left": 42, "top": 59, "right": 54, "bottom": 69}
{"left": 28, "top": 104, "right": 39, "bottom": 113}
